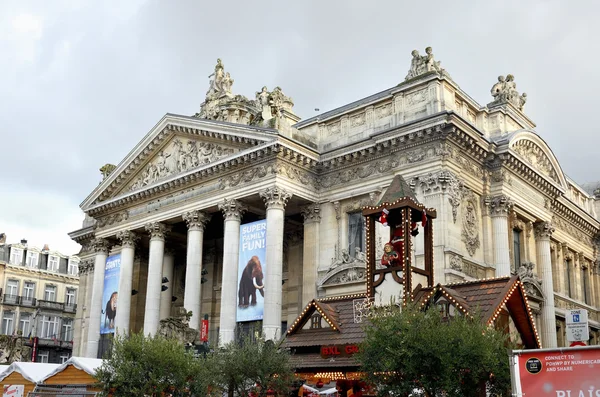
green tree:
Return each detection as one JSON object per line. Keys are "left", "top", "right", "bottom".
{"left": 356, "top": 304, "right": 513, "bottom": 397}
{"left": 211, "top": 335, "right": 295, "bottom": 397}
{"left": 94, "top": 332, "right": 214, "bottom": 397}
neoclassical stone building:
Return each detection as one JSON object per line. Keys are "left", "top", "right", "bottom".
{"left": 69, "top": 49, "right": 600, "bottom": 358}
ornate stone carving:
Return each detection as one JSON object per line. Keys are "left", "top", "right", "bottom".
{"left": 92, "top": 238, "right": 111, "bottom": 255}
{"left": 406, "top": 89, "right": 429, "bottom": 107}
{"left": 324, "top": 267, "right": 365, "bottom": 285}
{"left": 517, "top": 262, "right": 545, "bottom": 300}
{"left": 145, "top": 222, "right": 171, "bottom": 240}
{"left": 100, "top": 164, "right": 116, "bottom": 180}
{"left": 449, "top": 254, "right": 463, "bottom": 271}
{"left": 511, "top": 140, "right": 559, "bottom": 183}
{"left": 416, "top": 171, "right": 464, "bottom": 223}
{"left": 158, "top": 309, "right": 199, "bottom": 345}
{"left": 78, "top": 259, "right": 94, "bottom": 275}
{"left": 321, "top": 249, "right": 367, "bottom": 286}
{"left": 260, "top": 186, "right": 292, "bottom": 210}
{"left": 182, "top": 210, "right": 209, "bottom": 231}
{"left": 218, "top": 163, "right": 316, "bottom": 191}
{"left": 534, "top": 222, "right": 554, "bottom": 239}
{"left": 405, "top": 47, "right": 449, "bottom": 81}
{"left": 129, "top": 138, "right": 237, "bottom": 191}
{"left": 485, "top": 195, "right": 513, "bottom": 216}
{"left": 490, "top": 74, "right": 527, "bottom": 110}
{"left": 301, "top": 203, "right": 321, "bottom": 224}
{"left": 461, "top": 189, "right": 481, "bottom": 256}
{"left": 96, "top": 211, "right": 129, "bottom": 228}
{"left": 205, "top": 58, "right": 232, "bottom": 100}
{"left": 218, "top": 199, "right": 247, "bottom": 221}
{"left": 116, "top": 230, "right": 139, "bottom": 249}
{"left": 253, "top": 86, "right": 295, "bottom": 128}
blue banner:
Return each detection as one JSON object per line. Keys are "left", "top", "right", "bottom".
{"left": 100, "top": 254, "right": 121, "bottom": 334}
{"left": 236, "top": 220, "right": 267, "bottom": 322}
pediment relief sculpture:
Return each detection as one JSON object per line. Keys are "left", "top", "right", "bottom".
{"left": 511, "top": 140, "right": 560, "bottom": 183}
{"left": 319, "top": 248, "right": 367, "bottom": 286}
{"left": 127, "top": 136, "right": 238, "bottom": 191}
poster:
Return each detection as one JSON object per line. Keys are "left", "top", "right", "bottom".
{"left": 236, "top": 220, "right": 267, "bottom": 323}
{"left": 3, "top": 385, "right": 24, "bottom": 397}
{"left": 100, "top": 254, "right": 121, "bottom": 334}
{"left": 512, "top": 346, "right": 600, "bottom": 396}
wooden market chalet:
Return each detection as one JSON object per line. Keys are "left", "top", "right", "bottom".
{"left": 282, "top": 175, "right": 540, "bottom": 393}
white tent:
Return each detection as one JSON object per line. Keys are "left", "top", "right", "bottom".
{"left": 40, "top": 357, "right": 104, "bottom": 382}
{"left": 319, "top": 388, "right": 338, "bottom": 395}
{"left": 0, "top": 362, "right": 60, "bottom": 383}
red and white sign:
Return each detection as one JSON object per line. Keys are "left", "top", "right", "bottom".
{"left": 3, "top": 385, "right": 24, "bottom": 397}
{"left": 512, "top": 346, "right": 600, "bottom": 396}
{"left": 200, "top": 319, "right": 209, "bottom": 342}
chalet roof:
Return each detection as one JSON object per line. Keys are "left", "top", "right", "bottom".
{"left": 284, "top": 295, "right": 367, "bottom": 348}
{"left": 414, "top": 276, "right": 541, "bottom": 348}
{"left": 376, "top": 174, "right": 418, "bottom": 206}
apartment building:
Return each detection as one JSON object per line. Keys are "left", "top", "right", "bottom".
{"left": 0, "top": 234, "right": 79, "bottom": 364}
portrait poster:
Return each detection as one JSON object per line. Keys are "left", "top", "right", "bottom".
{"left": 100, "top": 253, "right": 121, "bottom": 334}
{"left": 236, "top": 219, "right": 267, "bottom": 323}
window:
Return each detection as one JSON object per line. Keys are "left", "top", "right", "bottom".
{"left": 48, "top": 255, "right": 59, "bottom": 272}
{"left": 60, "top": 353, "right": 70, "bottom": 364}
{"left": 22, "top": 282, "right": 35, "bottom": 305}
{"left": 582, "top": 266, "right": 590, "bottom": 305}
{"left": 512, "top": 229, "right": 522, "bottom": 272}
{"left": 68, "top": 259, "right": 79, "bottom": 276}
{"left": 2, "top": 311, "right": 14, "bottom": 335}
{"left": 348, "top": 212, "right": 365, "bottom": 258}
{"left": 5, "top": 280, "right": 18, "bottom": 298}
{"left": 18, "top": 313, "right": 31, "bottom": 337}
{"left": 38, "top": 350, "right": 49, "bottom": 363}
{"left": 62, "top": 318, "right": 73, "bottom": 341}
{"left": 39, "top": 315, "right": 60, "bottom": 339}
{"left": 9, "top": 248, "right": 22, "bottom": 265}
{"left": 565, "top": 259, "right": 572, "bottom": 298}
{"left": 65, "top": 289, "right": 76, "bottom": 307}
{"left": 310, "top": 314, "right": 322, "bottom": 329}
{"left": 26, "top": 252, "right": 39, "bottom": 268}
{"left": 44, "top": 285, "right": 57, "bottom": 302}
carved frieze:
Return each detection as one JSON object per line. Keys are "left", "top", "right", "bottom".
{"left": 552, "top": 216, "right": 594, "bottom": 246}
{"left": 449, "top": 254, "right": 463, "bottom": 271}
{"left": 376, "top": 103, "right": 392, "bottom": 118}
{"left": 96, "top": 211, "right": 129, "bottom": 228}
{"left": 511, "top": 140, "right": 559, "bottom": 183}
{"left": 128, "top": 137, "right": 238, "bottom": 191}
{"left": 461, "top": 188, "right": 481, "bottom": 256}
{"left": 405, "top": 89, "right": 429, "bottom": 107}
{"left": 351, "top": 113, "right": 365, "bottom": 127}
{"left": 218, "top": 163, "right": 316, "bottom": 190}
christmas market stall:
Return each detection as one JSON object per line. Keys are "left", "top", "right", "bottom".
{"left": 0, "top": 362, "right": 60, "bottom": 396}
{"left": 31, "top": 357, "right": 103, "bottom": 395}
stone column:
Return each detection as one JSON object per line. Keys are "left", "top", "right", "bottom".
{"left": 160, "top": 249, "right": 175, "bottom": 320}
{"left": 86, "top": 238, "right": 111, "bottom": 358}
{"left": 535, "top": 222, "right": 557, "bottom": 348}
{"left": 218, "top": 199, "right": 247, "bottom": 346}
{"left": 114, "top": 230, "right": 139, "bottom": 335}
{"left": 182, "top": 210, "right": 209, "bottom": 330}
{"left": 143, "top": 222, "right": 170, "bottom": 336}
{"left": 301, "top": 203, "right": 321, "bottom": 306}
{"left": 488, "top": 195, "right": 513, "bottom": 277}
{"left": 260, "top": 187, "right": 292, "bottom": 341}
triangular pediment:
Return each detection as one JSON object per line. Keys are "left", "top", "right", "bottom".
{"left": 81, "top": 114, "right": 277, "bottom": 209}
{"left": 286, "top": 300, "right": 341, "bottom": 336}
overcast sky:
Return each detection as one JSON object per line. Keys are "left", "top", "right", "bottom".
{"left": 1, "top": 0, "right": 598, "bottom": 255}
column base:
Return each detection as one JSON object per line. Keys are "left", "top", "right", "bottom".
{"left": 263, "top": 325, "right": 280, "bottom": 341}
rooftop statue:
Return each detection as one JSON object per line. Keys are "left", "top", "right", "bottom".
{"left": 205, "top": 58, "right": 233, "bottom": 100}
{"left": 490, "top": 74, "right": 527, "bottom": 111}
{"left": 405, "top": 47, "right": 448, "bottom": 81}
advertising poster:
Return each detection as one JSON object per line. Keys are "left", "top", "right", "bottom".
{"left": 236, "top": 219, "right": 267, "bottom": 323}
{"left": 100, "top": 254, "right": 121, "bottom": 334}
{"left": 2, "top": 385, "right": 24, "bottom": 397}
{"left": 512, "top": 346, "right": 600, "bottom": 396}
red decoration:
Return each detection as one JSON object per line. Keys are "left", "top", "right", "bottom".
{"left": 422, "top": 209, "right": 427, "bottom": 227}
{"left": 378, "top": 208, "right": 389, "bottom": 226}
{"left": 381, "top": 243, "right": 399, "bottom": 267}
{"left": 200, "top": 319, "right": 209, "bottom": 342}
{"left": 316, "top": 380, "right": 324, "bottom": 389}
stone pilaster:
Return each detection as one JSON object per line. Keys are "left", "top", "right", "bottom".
{"left": 301, "top": 203, "right": 321, "bottom": 306}
{"left": 114, "top": 230, "right": 139, "bottom": 335}
{"left": 535, "top": 221, "right": 557, "bottom": 348}
{"left": 218, "top": 199, "right": 247, "bottom": 346}
{"left": 260, "top": 187, "right": 292, "bottom": 341}
{"left": 487, "top": 195, "right": 513, "bottom": 277}
{"left": 86, "top": 238, "right": 111, "bottom": 358}
{"left": 182, "top": 210, "right": 209, "bottom": 330}
{"left": 160, "top": 248, "right": 175, "bottom": 320}
{"left": 143, "top": 222, "right": 171, "bottom": 336}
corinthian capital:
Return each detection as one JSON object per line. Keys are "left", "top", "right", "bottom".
{"left": 116, "top": 230, "right": 139, "bottom": 248}
{"left": 534, "top": 222, "right": 554, "bottom": 239}
{"left": 183, "top": 210, "right": 209, "bottom": 231}
{"left": 218, "top": 199, "right": 247, "bottom": 221}
{"left": 92, "top": 238, "right": 111, "bottom": 255}
{"left": 485, "top": 195, "right": 513, "bottom": 216}
{"left": 145, "top": 222, "right": 171, "bottom": 240}
{"left": 301, "top": 203, "right": 321, "bottom": 224}
{"left": 260, "top": 186, "right": 292, "bottom": 210}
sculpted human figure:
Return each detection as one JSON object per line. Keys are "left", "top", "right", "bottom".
{"left": 206, "top": 58, "right": 225, "bottom": 98}
{"left": 490, "top": 76, "right": 507, "bottom": 101}
{"left": 256, "top": 86, "right": 273, "bottom": 121}
{"left": 222, "top": 72, "right": 234, "bottom": 96}
{"left": 406, "top": 50, "right": 423, "bottom": 80}
{"left": 423, "top": 46, "right": 441, "bottom": 72}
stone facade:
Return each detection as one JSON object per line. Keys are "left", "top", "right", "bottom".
{"left": 70, "top": 49, "right": 600, "bottom": 356}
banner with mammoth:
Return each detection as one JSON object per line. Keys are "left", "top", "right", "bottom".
{"left": 236, "top": 220, "right": 267, "bottom": 322}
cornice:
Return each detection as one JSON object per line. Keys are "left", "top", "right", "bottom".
{"left": 552, "top": 199, "right": 600, "bottom": 238}
{"left": 4, "top": 263, "right": 80, "bottom": 282}
{"left": 499, "top": 153, "right": 563, "bottom": 197}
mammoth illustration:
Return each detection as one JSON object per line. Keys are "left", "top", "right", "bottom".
{"left": 103, "top": 292, "right": 118, "bottom": 330}
{"left": 238, "top": 256, "right": 265, "bottom": 308}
